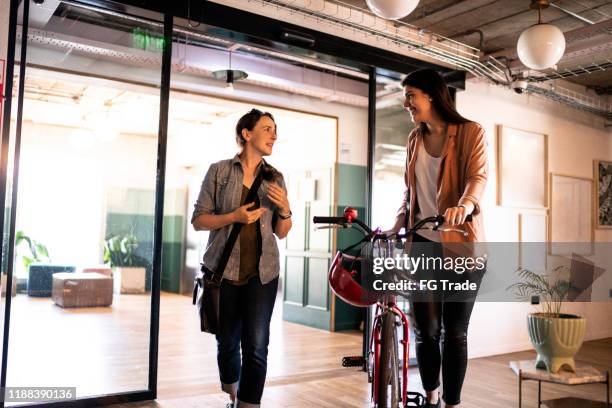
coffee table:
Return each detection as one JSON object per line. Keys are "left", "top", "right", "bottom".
{"left": 509, "top": 360, "right": 610, "bottom": 408}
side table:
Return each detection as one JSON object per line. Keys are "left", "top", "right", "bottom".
{"left": 510, "top": 360, "right": 610, "bottom": 408}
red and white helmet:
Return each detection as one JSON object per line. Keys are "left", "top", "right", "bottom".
{"left": 329, "top": 251, "right": 378, "bottom": 307}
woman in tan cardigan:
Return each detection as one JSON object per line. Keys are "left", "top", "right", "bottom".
{"left": 388, "top": 69, "right": 488, "bottom": 408}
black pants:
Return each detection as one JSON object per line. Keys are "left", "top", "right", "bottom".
{"left": 408, "top": 235, "right": 484, "bottom": 406}
{"left": 216, "top": 276, "right": 278, "bottom": 405}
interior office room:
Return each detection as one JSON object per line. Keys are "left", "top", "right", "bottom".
{"left": 0, "top": 0, "right": 610, "bottom": 407}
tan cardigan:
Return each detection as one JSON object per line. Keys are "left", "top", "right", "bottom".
{"left": 398, "top": 121, "right": 488, "bottom": 244}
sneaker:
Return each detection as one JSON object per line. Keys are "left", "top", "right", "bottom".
{"left": 225, "top": 403, "right": 234, "bottom": 408}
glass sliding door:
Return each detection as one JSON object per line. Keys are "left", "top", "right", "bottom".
{"left": 370, "top": 69, "right": 418, "bottom": 365}
{"left": 0, "top": 0, "right": 28, "bottom": 388}
{"left": 2, "top": 0, "right": 168, "bottom": 404}
{"left": 372, "top": 72, "right": 415, "bottom": 228}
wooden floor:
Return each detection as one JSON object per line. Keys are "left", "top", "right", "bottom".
{"left": 117, "top": 337, "right": 612, "bottom": 408}
{"left": 125, "top": 293, "right": 612, "bottom": 408}
{"left": 5, "top": 293, "right": 611, "bottom": 407}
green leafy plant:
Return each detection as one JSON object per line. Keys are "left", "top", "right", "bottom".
{"left": 15, "top": 230, "right": 50, "bottom": 269}
{"left": 103, "top": 233, "right": 140, "bottom": 268}
{"left": 507, "top": 266, "right": 571, "bottom": 317}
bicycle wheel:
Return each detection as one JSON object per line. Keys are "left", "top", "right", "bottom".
{"left": 377, "top": 311, "right": 399, "bottom": 408}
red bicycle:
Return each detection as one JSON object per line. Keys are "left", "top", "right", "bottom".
{"left": 313, "top": 207, "right": 470, "bottom": 408}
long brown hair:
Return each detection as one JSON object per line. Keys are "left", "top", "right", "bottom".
{"left": 401, "top": 69, "right": 470, "bottom": 133}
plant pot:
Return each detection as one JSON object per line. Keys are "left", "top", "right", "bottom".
{"left": 113, "top": 267, "right": 146, "bottom": 294}
{"left": 527, "top": 313, "right": 586, "bottom": 373}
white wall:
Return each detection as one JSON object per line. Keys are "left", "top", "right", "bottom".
{"left": 457, "top": 78, "right": 612, "bottom": 358}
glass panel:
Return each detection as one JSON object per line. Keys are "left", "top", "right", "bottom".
{"left": 1, "top": 0, "right": 27, "bottom": 377}
{"left": 168, "top": 19, "right": 337, "bottom": 302}
{"left": 372, "top": 73, "right": 414, "bottom": 229}
{"left": 162, "top": 18, "right": 342, "bottom": 386}
{"left": 372, "top": 70, "right": 417, "bottom": 363}
{"left": 6, "top": 1, "right": 163, "bottom": 400}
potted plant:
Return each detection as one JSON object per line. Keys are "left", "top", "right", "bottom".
{"left": 508, "top": 266, "right": 586, "bottom": 373}
{"left": 103, "top": 233, "right": 146, "bottom": 294}
{"left": 4, "top": 231, "right": 51, "bottom": 295}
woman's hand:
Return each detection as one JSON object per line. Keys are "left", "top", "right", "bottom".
{"left": 267, "top": 183, "right": 290, "bottom": 215}
{"left": 382, "top": 213, "right": 406, "bottom": 237}
{"left": 233, "top": 202, "right": 266, "bottom": 224}
{"left": 443, "top": 203, "right": 473, "bottom": 227}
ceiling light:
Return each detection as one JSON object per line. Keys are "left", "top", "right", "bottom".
{"left": 212, "top": 51, "right": 248, "bottom": 91}
{"left": 365, "top": 0, "right": 419, "bottom": 20}
{"left": 517, "top": 0, "right": 566, "bottom": 70}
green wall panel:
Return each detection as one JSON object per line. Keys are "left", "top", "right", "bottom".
{"left": 162, "top": 215, "right": 184, "bottom": 243}
{"left": 161, "top": 242, "right": 182, "bottom": 293}
{"left": 306, "top": 257, "right": 329, "bottom": 309}
{"left": 337, "top": 164, "right": 367, "bottom": 207}
{"left": 284, "top": 256, "right": 304, "bottom": 305}
{"left": 282, "top": 164, "right": 367, "bottom": 332}
{"left": 334, "top": 296, "right": 363, "bottom": 331}
{"left": 283, "top": 303, "right": 330, "bottom": 331}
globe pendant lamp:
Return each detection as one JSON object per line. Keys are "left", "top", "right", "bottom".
{"left": 517, "top": 0, "right": 565, "bottom": 70}
{"left": 365, "top": 0, "right": 419, "bottom": 20}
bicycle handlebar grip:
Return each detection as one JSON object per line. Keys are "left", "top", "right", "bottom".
{"left": 313, "top": 216, "right": 346, "bottom": 224}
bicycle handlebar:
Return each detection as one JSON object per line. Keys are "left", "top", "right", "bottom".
{"left": 312, "top": 216, "right": 345, "bottom": 224}
{"left": 312, "top": 212, "right": 472, "bottom": 238}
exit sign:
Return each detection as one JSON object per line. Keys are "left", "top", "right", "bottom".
{"left": 132, "top": 28, "right": 165, "bottom": 52}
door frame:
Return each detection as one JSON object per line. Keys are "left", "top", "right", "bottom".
{"left": 0, "top": 2, "right": 172, "bottom": 406}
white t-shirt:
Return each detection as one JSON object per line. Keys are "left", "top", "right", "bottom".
{"left": 414, "top": 141, "right": 442, "bottom": 242}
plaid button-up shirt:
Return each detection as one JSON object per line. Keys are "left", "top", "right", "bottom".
{"left": 191, "top": 155, "right": 286, "bottom": 284}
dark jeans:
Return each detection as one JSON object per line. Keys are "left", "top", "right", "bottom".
{"left": 408, "top": 234, "right": 484, "bottom": 406}
{"left": 216, "top": 276, "right": 278, "bottom": 405}
{"left": 216, "top": 276, "right": 278, "bottom": 404}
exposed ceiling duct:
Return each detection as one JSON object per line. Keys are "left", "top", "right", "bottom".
{"left": 211, "top": 0, "right": 510, "bottom": 84}
{"left": 212, "top": 0, "right": 611, "bottom": 120}
{"left": 527, "top": 82, "right": 612, "bottom": 120}
{"left": 18, "top": 27, "right": 369, "bottom": 107}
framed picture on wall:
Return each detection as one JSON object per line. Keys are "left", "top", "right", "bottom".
{"left": 496, "top": 125, "right": 547, "bottom": 208}
{"left": 549, "top": 173, "right": 593, "bottom": 255}
{"left": 594, "top": 160, "right": 612, "bottom": 229}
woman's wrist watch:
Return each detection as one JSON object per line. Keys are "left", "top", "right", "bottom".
{"left": 279, "top": 209, "right": 292, "bottom": 219}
